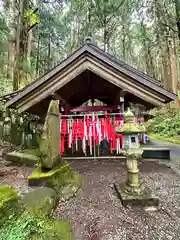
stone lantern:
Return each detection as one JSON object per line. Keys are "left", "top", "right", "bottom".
{"left": 114, "top": 108, "right": 158, "bottom": 207}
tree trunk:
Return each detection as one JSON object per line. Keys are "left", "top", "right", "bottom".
{"left": 168, "top": 38, "right": 180, "bottom": 108}
{"left": 36, "top": 31, "right": 40, "bottom": 76}
{"left": 174, "top": 0, "right": 180, "bottom": 42}
{"left": 6, "top": 0, "right": 16, "bottom": 80}
{"left": 162, "top": 51, "right": 172, "bottom": 91}
{"left": 13, "top": 0, "right": 30, "bottom": 90}
{"left": 47, "top": 35, "right": 51, "bottom": 70}
{"left": 13, "top": 0, "right": 24, "bottom": 90}
{"left": 122, "top": 24, "right": 126, "bottom": 61}
{"left": 27, "top": 28, "right": 32, "bottom": 82}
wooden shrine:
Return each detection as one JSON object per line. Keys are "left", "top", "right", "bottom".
{"left": 0, "top": 39, "right": 176, "bottom": 158}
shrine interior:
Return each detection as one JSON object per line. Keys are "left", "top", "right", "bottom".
{"left": 27, "top": 69, "right": 155, "bottom": 117}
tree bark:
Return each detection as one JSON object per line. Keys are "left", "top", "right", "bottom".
{"left": 26, "top": 28, "right": 32, "bottom": 82}
{"left": 168, "top": 38, "right": 180, "bottom": 108}
{"left": 36, "top": 30, "right": 40, "bottom": 76}
{"left": 6, "top": 0, "right": 16, "bottom": 80}
{"left": 13, "top": 0, "right": 31, "bottom": 90}
{"left": 174, "top": 0, "right": 180, "bottom": 42}
{"left": 47, "top": 35, "right": 51, "bottom": 70}
{"left": 13, "top": 0, "right": 24, "bottom": 90}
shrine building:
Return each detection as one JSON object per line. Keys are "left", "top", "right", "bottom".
{"left": 0, "top": 39, "right": 176, "bottom": 158}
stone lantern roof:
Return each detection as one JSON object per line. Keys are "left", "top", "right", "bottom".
{"left": 117, "top": 108, "right": 144, "bottom": 134}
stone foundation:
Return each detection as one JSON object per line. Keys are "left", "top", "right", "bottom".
{"left": 114, "top": 183, "right": 159, "bottom": 207}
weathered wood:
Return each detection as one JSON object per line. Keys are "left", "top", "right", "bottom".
{"left": 70, "top": 105, "right": 119, "bottom": 112}
{"left": 11, "top": 59, "right": 171, "bottom": 114}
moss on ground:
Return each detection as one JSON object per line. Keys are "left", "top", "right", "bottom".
{"left": 0, "top": 185, "right": 19, "bottom": 226}
{"left": 148, "top": 133, "right": 180, "bottom": 145}
{"left": 0, "top": 185, "right": 72, "bottom": 240}
{"left": 22, "top": 187, "right": 57, "bottom": 218}
{"left": 0, "top": 210, "right": 72, "bottom": 240}
{"left": 29, "top": 218, "right": 72, "bottom": 240}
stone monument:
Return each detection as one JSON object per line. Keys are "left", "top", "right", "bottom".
{"left": 114, "top": 108, "right": 159, "bottom": 207}
{"left": 39, "top": 100, "right": 61, "bottom": 169}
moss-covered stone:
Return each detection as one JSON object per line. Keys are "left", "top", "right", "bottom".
{"left": 0, "top": 184, "right": 19, "bottom": 226}
{"left": 28, "top": 163, "right": 72, "bottom": 182}
{"left": 0, "top": 186, "right": 72, "bottom": 240}
{"left": 22, "top": 187, "right": 57, "bottom": 217}
{"left": 39, "top": 100, "right": 61, "bottom": 169}
{"left": 59, "top": 184, "right": 79, "bottom": 202}
{"left": 6, "top": 149, "right": 39, "bottom": 166}
{"left": 28, "top": 163, "right": 82, "bottom": 198}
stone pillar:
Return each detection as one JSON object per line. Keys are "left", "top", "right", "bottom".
{"left": 126, "top": 158, "right": 140, "bottom": 188}
{"left": 39, "top": 100, "right": 61, "bottom": 169}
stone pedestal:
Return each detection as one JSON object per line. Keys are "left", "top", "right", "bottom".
{"left": 114, "top": 148, "right": 159, "bottom": 207}
{"left": 114, "top": 183, "right": 159, "bottom": 207}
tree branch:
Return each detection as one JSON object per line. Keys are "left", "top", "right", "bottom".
{"left": 160, "top": 22, "right": 178, "bottom": 33}
{"left": 28, "top": 22, "right": 38, "bottom": 32}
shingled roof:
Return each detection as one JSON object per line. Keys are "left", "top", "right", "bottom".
{"left": 1, "top": 41, "right": 176, "bottom": 114}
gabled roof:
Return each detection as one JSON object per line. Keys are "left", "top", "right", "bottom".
{"left": 2, "top": 41, "right": 176, "bottom": 113}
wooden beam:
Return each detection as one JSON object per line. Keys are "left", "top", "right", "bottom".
{"left": 70, "top": 105, "right": 119, "bottom": 112}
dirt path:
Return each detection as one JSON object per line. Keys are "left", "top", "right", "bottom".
{"left": 54, "top": 160, "right": 180, "bottom": 240}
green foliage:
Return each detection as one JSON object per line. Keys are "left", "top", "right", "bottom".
{"left": 0, "top": 212, "right": 37, "bottom": 240}
{"left": 29, "top": 219, "right": 72, "bottom": 240}
{"left": 0, "top": 184, "right": 19, "bottom": 226}
{"left": 0, "top": 74, "right": 13, "bottom": 96}
{"left": 147, "top": 106, "right": 180, "bottom": 141}
{"left": 24, "top": 10, "right": 40, "bottom": 25}
{"left": 0, "top": 210, "right": 72, "bottom": 240}
{"left": 0, "top": 185, "right": 72, "bottom": 240}
{"left": 0, "top": 185, "right": 18, "bottom": 206}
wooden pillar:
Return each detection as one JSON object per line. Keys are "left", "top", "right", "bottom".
{"left": 120, "top": 97, "right": 124, "bottom": 114}
{"left": 119, "top": 90, "right": 127, "bottom": 114}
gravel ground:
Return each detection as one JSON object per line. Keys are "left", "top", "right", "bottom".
{"left": 54, "top": 160, "right": 180, "bottom": 240}
{"left": 0, "top": 142, "right": 35, "bottom": 196}
{"left": 1, "top": 140, "right": 180, "bottom": 240}
{"left": 0, "top": 162, "right": 35, "bottom": 196}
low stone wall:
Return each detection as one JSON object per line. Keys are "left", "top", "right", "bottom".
{"left": 0, "top": 104, "right": 43, "bottom": 149}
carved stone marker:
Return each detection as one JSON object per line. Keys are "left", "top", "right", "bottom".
{"left": 39, "top": 100, "right": 60, "bottom": 169}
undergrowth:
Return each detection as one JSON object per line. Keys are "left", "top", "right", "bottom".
{"left": 147, "top": 106, "right": 180, "bottom": 143}
{"left": 0, "top": 211, "right": 72, "bottom": 240}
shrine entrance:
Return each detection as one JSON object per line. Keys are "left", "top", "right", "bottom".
{"left": 4, "top": 40, "right": 176, "bottom": 159}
